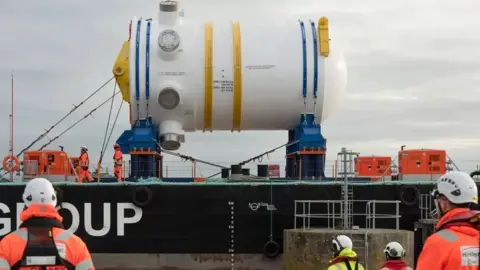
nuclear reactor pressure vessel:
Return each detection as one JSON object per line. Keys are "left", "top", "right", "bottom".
{"left": 126, "top": 1, "right": 347, "bottom": 150}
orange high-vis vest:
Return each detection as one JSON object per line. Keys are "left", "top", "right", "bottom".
{"left": 79, "top": 152, "right": 89, "bottom": 168}
{"left": 113, "top": 150, "right": 122, "bottom": 166}
{"left": 0, "top": 204, "right": 95, "bottom": 270}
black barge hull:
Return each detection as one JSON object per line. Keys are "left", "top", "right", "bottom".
{"left": 0, "top": 182, "right": 438, "bottom": 269}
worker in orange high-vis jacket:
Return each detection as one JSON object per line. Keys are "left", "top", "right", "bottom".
{"left": 0, "top": 177, "right": 94, "bottom": 270}
{"left": 78, "top": 146, "right": 93, "bottom": 183}
{"left": 416, "top": 171, "right": 480, "bottom": 269}
{"left": 113, "top": 144, "right": 123, "bottom": 181}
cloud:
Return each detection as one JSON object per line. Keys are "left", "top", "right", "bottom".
{"left": 0, "top": 0, "right": 479, "bottom": 178}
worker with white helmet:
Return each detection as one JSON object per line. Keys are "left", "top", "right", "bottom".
{"left": 327, "top": 235, "right": 364, "bottom": 270}
{"left": 379, "top": 241, "right": 412, "bottom": 270}
{"left": 0, "top": 178, "right": 94, "bottom": 270}
{"left": 416, "top": 171, "right": 480, "bottom": 269}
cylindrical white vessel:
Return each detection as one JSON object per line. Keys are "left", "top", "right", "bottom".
{"left": 128, "top": 1, "right": 347, "bottom": 149}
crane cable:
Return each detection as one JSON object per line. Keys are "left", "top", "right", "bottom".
{"left": 1, "top": 90, "right": 121, "bottom": 178}
{"left": 150, "top": 140, "right": 299, "bottom": 180}
{"left": 151, "top": 139, "right": 229, "bottom": 170}
{"left": 101, "top": 83, "right": 117, "bottom": 153}
{"left": 103, "top": 101, "right": 124, "bottom": 156}
{"left": 203, "top": 140, "right": 300, "bottom": 179}
{"left": 0, "top": 76, "right": 114, "bottom": 174}
{"left": 96, "top": 99, "right": 124, "bottom": 182}
{"left": 237, "top": 140, "right": 299, "bottom": 166}
{"left": 96, "top": 83, "right": 118, "bottom": 180}
{"left": 36, "top": 91, "right": 121, "bottom": 151}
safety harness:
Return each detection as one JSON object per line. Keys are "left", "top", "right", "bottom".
{"left": 341, "top": 258, "right": 359, "bottom": 270}
{"left": 11, "top": 218, "right": 75, "bottom": 270}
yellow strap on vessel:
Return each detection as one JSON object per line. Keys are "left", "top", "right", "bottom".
{"left": 203, "top": 22, "right": 214, "bottom": 132}
{"left": 113, "top": 40, "right": 131, "bottom": 103}
{"left": 318, "top": 17, "right": 330, "bottom": 57}
{"left": 232, "top": 21, "right": 243, "bottom": 132}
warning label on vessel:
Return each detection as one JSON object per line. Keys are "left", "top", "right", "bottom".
{"left": 158, "top": 71, "right": 186, "bottom": 76}
{"left": 213, "top": 80, "right": 233, "bottom": 92}
{"left": 245, "top": 65, "right": 275, "bottom": 70}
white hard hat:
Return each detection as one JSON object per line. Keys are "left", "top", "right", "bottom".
{"left": 332, "top": 235, "right": 353, "bottom": 252}
{"left": 22, "top": 178, "right": 57, "bottom": 207}
{"left": 432, "top": 171, "right": 478, "bottom": 204}
{"left": 384, "top": 241, "right": 405, "bottom": 258}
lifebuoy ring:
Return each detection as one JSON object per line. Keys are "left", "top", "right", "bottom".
{"left": 399, "top": 185, "right": 419, "bottom": 207}
{"left": 2, "top": 155, "right": 20, "bottom": 172}
{"left": 132, "top": 186, "right": 153, "bottom": 208}
{"left": 263, "top": 240, "right": 281, "bottom": 259}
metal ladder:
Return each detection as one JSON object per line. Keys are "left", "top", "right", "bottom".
{"left": 338, "top": 148, "right": 367, "bottom": 267}
{"left": 351, "top": 232, "right": 369, "bottom": 269}
{"left": 341, "top": 184, "right": 354, "bottom": 228}
{"left": 337, "top": 147, "right": 358, "bottom": 229}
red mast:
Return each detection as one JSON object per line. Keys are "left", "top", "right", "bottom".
{"left": 9, "top": 72, "right": 14, "bottom": 182}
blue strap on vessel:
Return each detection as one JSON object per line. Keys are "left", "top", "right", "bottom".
{"left": 310, "top": 21, "right": 318, "bottom": 99}
{"left": 145, "top": 20, "right": 151, "bottom": 100}
{"left": 299, "top": 21, "right": 307, "bottom": 99}
{"left": 135, "top": 20, "right": 142, "bottom": 101}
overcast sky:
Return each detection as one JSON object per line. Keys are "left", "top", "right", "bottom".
{"left": 0, "top": 0, "right": 479, "bottom": 178}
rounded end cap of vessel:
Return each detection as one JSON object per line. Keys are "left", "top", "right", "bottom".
{"left": 158, "top": 87, "right": 181, "bottom": 110}
{"left": 321, "top": 47, "right": 348, "bottom": 122}
{"left": 160, "top": 133, "right": 181, "bottom": 150}
{"left": 159, "top": 1, "right": 178, "bottom": 12}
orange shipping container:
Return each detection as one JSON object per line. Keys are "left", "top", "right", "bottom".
{"left": 23, "top": 150, "right": 77, "bottom": 178}
{"left": 268, "top": 165, "right": 280, "bottom": 177}
{"left": 354, "top": 156, "right": 392, "bottom": 178}
{"left": 69, "top": 157, "right": 80, "bottom": 176}
{"left": 398, "top": 149, "right": 446, "bottom": 175}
